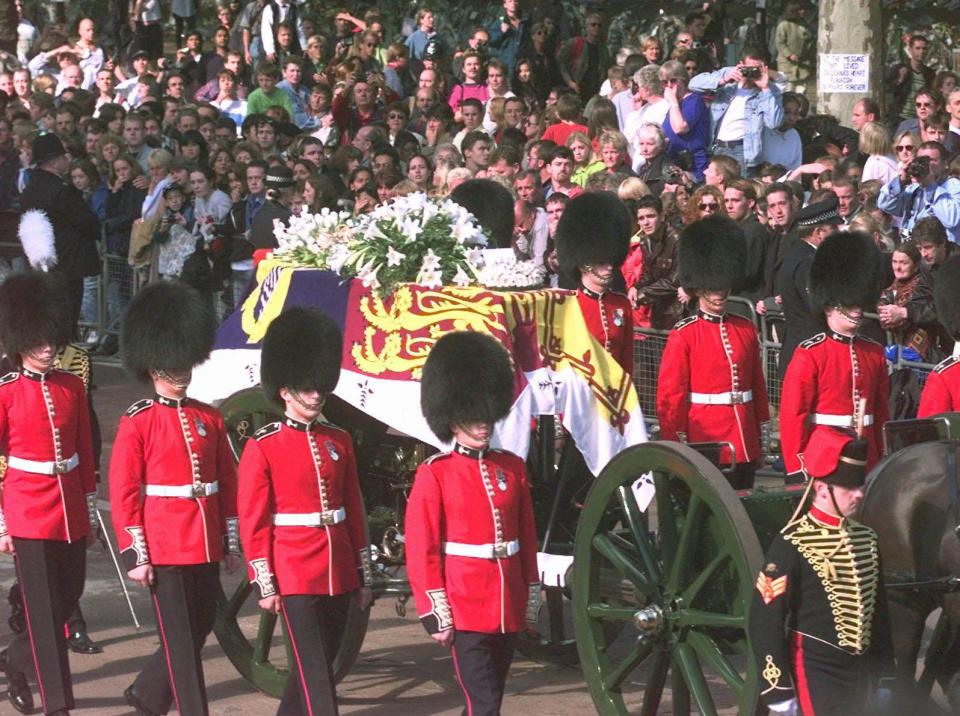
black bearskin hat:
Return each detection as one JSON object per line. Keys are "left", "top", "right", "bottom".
{"left": 260, "top": 307, "right": 342, "bottom": 405}
{"left": 0, "top": 272, "right": 72, "bottom": 361}
{"left": 678, "top": 216, "right": 746, "bottom": 294}
{"left": 556, "top": 191, "right": 631, "bottom": 282}
{"left": 808, "top": 231, "right": 883, "bottom": 312}
{"left": 420, "top": 331, "right": 515, "bottom": 443}
{"left": 935, "top": 254, "right": 960, "bottom": 339}
{"left": 121, "top": 280, "right": 217, "bottom": 382}
{"left": 450, "top": 179, "right": 515, "bottom": 248}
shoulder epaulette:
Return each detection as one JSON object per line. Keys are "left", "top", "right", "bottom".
{"left": 125, "top": 399, "right": 154, "bottom": 417}
{"left": 799, "top": 333, "right": 826, "bottom": 350}
{"left": 0, "top": 371, "right": 18, "bottom": 386}
{"left": 423, "top": 451, "right": 452, "bottom": 465}
{"left": 935, "top": 355, "right": 960, "bottom": 374}
{"left": 253, "top": 421, "right": 281, "bottom": 440}
{"left": 673, "top": 315, "right": 698, "bottom": 331}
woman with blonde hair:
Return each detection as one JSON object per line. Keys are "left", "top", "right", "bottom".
{"left": 890, "top": 129, "right": 919, "bottom": 176}
{"left": 598, "top": 129, "right": 633, "bottom": 174}
{"left": 848, "top": 212, "right": 894, "bottom": 252}
{"left": 567, "top": 131, "right": 603, "bottom": 187}
{"left": 682, "top": 184, "right": 726, "bottom": 225}
{"left": 859, "top": 121, "right": 898, "bottom": 184}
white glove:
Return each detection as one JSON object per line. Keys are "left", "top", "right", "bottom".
{"left": 768, "top": 698, "right": 799, "bottom": 716}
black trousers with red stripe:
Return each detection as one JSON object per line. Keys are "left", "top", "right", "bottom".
{"left": 451, "top": 631, "right": 518, "bottom": 716}
{"left": 276, "top": 593, "right": 350, "bottom": 716}
{"left": 133, "top": 563, "right": 220, "bottom": 716}
{"left": 9, "top": 537, "right": 86, "bottom": 714}
{"left": 791, "top": 632, "right": 869, "bottom": 715}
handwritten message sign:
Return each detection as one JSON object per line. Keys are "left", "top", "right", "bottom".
{"left": 819, "top": 54, "right": 869, "bottom": 93}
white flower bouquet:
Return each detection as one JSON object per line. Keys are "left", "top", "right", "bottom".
{"left": 477, "top": 248, "right": 547, "bottom": 290}
{"left": 272, "top": 208, "right": 354, "bottom": 268}
{"left": 336, "top": 192, "right": 488, "bottom": 293}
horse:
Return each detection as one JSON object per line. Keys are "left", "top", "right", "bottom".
{"left": 859, "top": 439, "right": 960, "bottom": 710}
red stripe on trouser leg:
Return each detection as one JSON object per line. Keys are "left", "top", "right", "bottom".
{"left": 280, "top": 602, "right": 316, "bottom": 716}
{"left": 14, "top": 554, "right": 48, "bottom": 712}
{"left": 151, "top": 592, "right": 182, "bottom": 716}
{"left": 791, "top": 631, "right": 815, "bottom": 716}
{"left": 451, "top": 643, "right": 473, "bottom": 716}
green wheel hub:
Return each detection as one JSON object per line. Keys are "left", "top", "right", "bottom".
{"left": 573, "top": 442, "right": 762, "bottom": 715}
{"left": 213, "top": 387, "right": 371, "bottom": 697}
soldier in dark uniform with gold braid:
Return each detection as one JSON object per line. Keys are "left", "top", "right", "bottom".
{"left": 748, "top": 426, "right": 894, "bottom": 715}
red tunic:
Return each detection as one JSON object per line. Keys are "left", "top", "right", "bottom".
{"left": 405, "top": 445, "right": 539, "bottom": 635}
{"left": 109, "top": 395, "right": 239, "bottom": 570}
{"left": 779, "top": 332, "right": 889, "bottom": 475}
{"left": 0, "top": 368, "right": 96, "bottom": 542}
{"left": 577, "top": 287, "right": 634, "bottom": 377}
{"left": 657, "top": 312, "right": 770, "bottom": 464}
{"left": 237, "top": 417, "right": 368, "bottom": 598}
{"left": 918, "top": 355, "right": 960, "bottom": 417}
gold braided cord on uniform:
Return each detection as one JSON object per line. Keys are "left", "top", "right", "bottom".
{"left": 55, "top": 343, "right": 91, "bottom": 393}
{"left": 784, "top": 515, "right": 879, "bottom": 655}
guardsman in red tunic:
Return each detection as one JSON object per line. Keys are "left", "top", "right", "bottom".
{"left": 0, "top": 272, "right": 97, "bottom": 716}
{"left": 658, "top": 216, "right": 770, "bottom": 489}
{"left": 109, "top": 281, "right": 240, "bottom": 716}
{"left": 780, "top": 231, "right": 889, "bottom": 484}
{"left": 556, "top": 191, "right": 634, "bottom": 376}
{"left": 238, "top": 307, "right": 372, "bottom": 716}
{"left": 406, "top": 331, "right": 540, "bottom": 716}
{"left": 919, "top": 255, "right": 960, "bottom": 417}
{"left": 748, "top": 427, "right": 894, "bottom": 715}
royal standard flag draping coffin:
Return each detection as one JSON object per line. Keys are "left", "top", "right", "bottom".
{"left": 189, "top": 259, "right": 647, "bottom": 475}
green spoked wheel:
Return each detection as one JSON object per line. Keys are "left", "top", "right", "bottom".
{"left": 573, "top": 442, "right": 763, "bottom": 715}
{"left": 213, "top": 387, "right": 371, "bottom": 697}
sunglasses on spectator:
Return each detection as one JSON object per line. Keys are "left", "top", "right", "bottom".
{"left": 699, "top": 202, "right": 719, "bottom": 210}
{"left": 896, "top": 144, "right": 915, "bottom": 151}
{"left": 916, "top": 101, "right": 933, "bottom": 108}
{"left": 388, "top": 112, "right": 405, "bottom": 119}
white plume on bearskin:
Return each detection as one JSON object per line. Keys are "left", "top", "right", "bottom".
{"left": 18, "top": 208, "right": 57, "bottom": 271}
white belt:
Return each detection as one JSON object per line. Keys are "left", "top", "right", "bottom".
{"left": 689, "top": 390, "right": 753, "bottom": 405}
{"left": 810, "top": 413, "right": 874, "bottom": 428}
{"left": 8, "top": 453, "right": 79, "bottom": 475}
{"left": 444, "top": 539, "right": 520, "bottom": 560}
{"left": 272, "top": 508, "right": 346, "bottom": 527}
{"left": 145, "top": 481, "right": 219, "bottom": 498}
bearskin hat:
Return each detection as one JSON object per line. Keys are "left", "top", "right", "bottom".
{"left": 556, "top": 192, "right": 631, "bottom": 282}
{"left": 121, "top": 280, "right": 217, "bottom": 382}
{"left": 678, "top": 216, "right": 746, "bottom": 294}
{"left": 420, "top": 331, "right": 515, "bottom": 443}
{"left": 260, "top": 307, "right": 342, "bottom": 405}
{"left": 935, "top": 254, "right": 960, "bottom": 339}
{"left": 450, "top": 179, "right": 515, "bottom": 249}
{"left": 808, "top": 231, "right": 883, "bottom": 312}
{"left": 0, "top": 272, "right": 72, "bottom": 361}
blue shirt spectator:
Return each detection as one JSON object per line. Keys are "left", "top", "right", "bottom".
{"left": 688, "top": 53, "right": 785, "bottom": 174}
{"left": 878, "top": 142, "right": 960, "bottom": 244}
{"left": 660, "top": 63, "right": 711, "bottom": 182}
{"left": 487, "top": 0, "right": 529, "bottom": 75}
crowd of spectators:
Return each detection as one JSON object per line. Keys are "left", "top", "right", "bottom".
{"left": 0, "top": 1, "right": 954, "bottom": 378}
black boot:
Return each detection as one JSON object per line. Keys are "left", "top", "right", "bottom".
{"left": 66, "top": 628, "right": 103, "bottom": 655}
{"left": 123, "top": 684, "right": 161, "bottom": 716}
{"left": 0, "top": 649, "right": 34, "bottom": 715}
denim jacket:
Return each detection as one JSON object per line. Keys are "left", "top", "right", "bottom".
{"left": 877, "top": 175, "right": 960, "bottom": 243}
{"left": 688, "top": 67, "right": 784, "bottom": 167}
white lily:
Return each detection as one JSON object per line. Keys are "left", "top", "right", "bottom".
{"left": 452, "top": 265, "right": 472, "bottom": 287}
{"left": 421, "top": 248, "right": 441, "bottom": 272}
{"left": 386, "top": 246, "right": 406, "bottom": 267}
